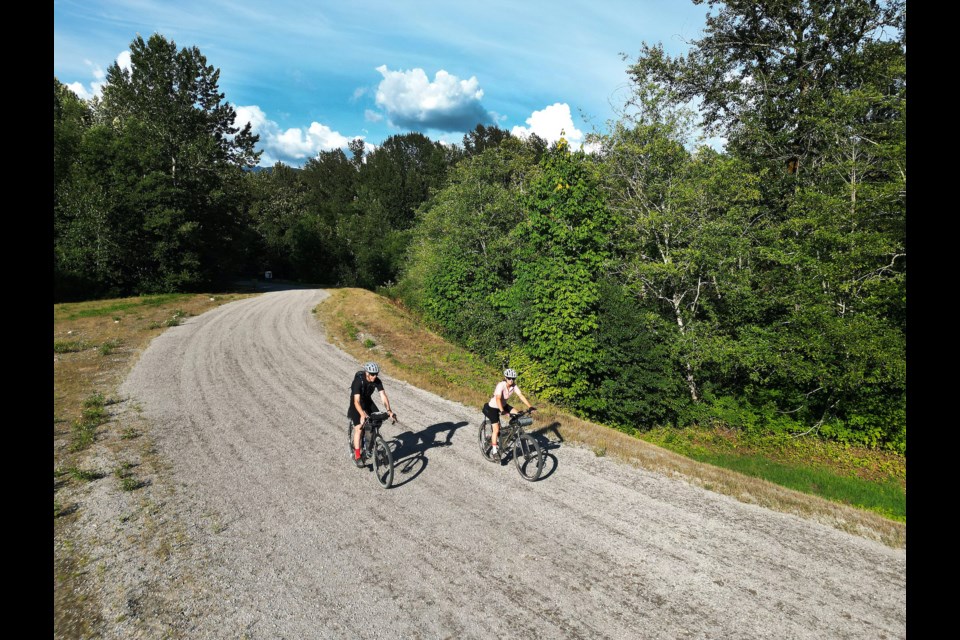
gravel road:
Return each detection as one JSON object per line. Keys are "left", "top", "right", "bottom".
{"left": 109, "top": 288, "right": 906, "bottom": 639}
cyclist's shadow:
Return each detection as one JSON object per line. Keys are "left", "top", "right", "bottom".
{"left": 387, "top": 420, "right": 468, "bottom": 487}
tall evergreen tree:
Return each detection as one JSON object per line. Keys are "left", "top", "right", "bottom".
{"left": 55, "top": 33, "right": 261, "bottom": 299}
{"left": 462, "top": 124, "right": 513, "bottom": 156}
{"left": 351, "top": 133, "right": 451, "bottom": 287}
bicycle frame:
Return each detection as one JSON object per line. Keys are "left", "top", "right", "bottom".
{"left": 479, "top": 408, "right": 543, "bottom": 481}
{"left": 350, "top": 411, "right": 395, "bottom": 488}
{"left": 498, "top": 411, "right": 534, "bottom": 443}
{"left": 359, "top": 412, "right": 390, "bottom": 455}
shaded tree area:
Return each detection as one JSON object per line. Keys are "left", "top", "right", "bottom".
{"left": 620, "top": 0, "right": 906, "bottom": 450}
{"left": 53, "top": 33, "right": 463, "bottom": 296}
{"left": 396, "top": 135, "right": 543, "bottom": 355}
{"left": 239, "top": 132, "right": 457, "bottom": 288}
{"left": 395, "top": 0, "right": 905, "bottom": 452}
{"left": 54, "top": 34, "right": 260, "bottom": 300}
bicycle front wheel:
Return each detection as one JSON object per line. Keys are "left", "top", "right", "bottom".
{"left": 513, "top": 434, "right": 544, "bottom": 481}
{"left": 372, "top": 434, "right": 394, "bottom": 488}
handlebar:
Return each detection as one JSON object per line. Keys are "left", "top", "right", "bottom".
{"left": 508, "top": 407, "right": 536, "bottom": 426}
{"left": 366, "top": 411, "right": 398, "bottom": 425}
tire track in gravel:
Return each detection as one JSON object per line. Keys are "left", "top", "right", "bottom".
{"left": 118, "top": 288, "right": 907, "bottom": 639}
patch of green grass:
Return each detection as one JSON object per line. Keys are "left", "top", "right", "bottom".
{"left": 70, "top": 419, "right": 97, "bottom": 451}
{"left": 678, "top": 449, "right": 905, "bottom": 523}
{"left": 593, "top": 447, "right": 606, "bottom": 457}
{"left": 54, "top": 339, "right": 92, "bottom": 353}
{"left": 65, "top": 467, "right": 105, "bottom": 482}
{"left": 114, "top": 462, "right": 143, "bottom": 491}
{"left": 636, "top": 424, "right": 906, "bottom": 523}
{"left": 99, "top": 339, "right": 121, "bottom": 356}
{"left": 138, "top": 293, "right": 189, "bottom": 307}
{"left": 82, "top": 404, "right": 106, "bottom": 423}
{"left": 210, "top": 517, "right": 227, "bottom": 534}
{"left": 83, "top": 392, "right": 105, "bottom": 409}
{"left": 57, "top": 294, "right": 191, "bottom": 320}
{"left": 120, "top": 428, "right": 140, "bottom": 440}
{"left": 363, "top": 338, "right": 376, "bottom": 348}
{"left": 70, "top": 393, "right": 110, "bottom": 451}
{"left": 165, "top": 309, "right": 188, "bottom": 327}
{"left": 119, "top": 476, "right": 142, "bottom": 491}
{"left": 343, "top": 320, "right": 358, "bottom": 341}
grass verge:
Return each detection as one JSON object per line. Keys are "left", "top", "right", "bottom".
{"left": 316, "top": 287, "right": 906, "bottom": 549}
{"left": 53, "top": 288, "right": 258, "bottom": 639}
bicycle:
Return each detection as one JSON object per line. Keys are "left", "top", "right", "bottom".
{"left": 478, "top": 408, "right": 544, "bottom": 481}
{"left": 347, "top": 411, "right": 396, "bottom": 488}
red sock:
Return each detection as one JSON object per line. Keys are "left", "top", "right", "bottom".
{"left": 355, "top": 448, "right": 362, "bottom": 459}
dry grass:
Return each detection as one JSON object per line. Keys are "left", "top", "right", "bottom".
{"left": 316, "top": 287, "right": 906, "bottom": 550}
{"left": 54, "top": 294, "right": 249, "bottom": 433}
{"left": 53, "top": 290, "right": 257, "bottom": 639}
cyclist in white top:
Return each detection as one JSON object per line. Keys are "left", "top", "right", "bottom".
{"left": 482, "top": 368, "right": 533, "bottom": 456}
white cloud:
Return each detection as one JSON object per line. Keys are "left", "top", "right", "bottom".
{"left": 235, "top": 104, "right": 362, "bottom": 167}
{"left": 364, "top": 109, "right": 383, "bottom": 123}
{"left": 511, "top": 103, "right": 586, "bottom": 148}
{"left": 234, "top": 105, "right": 270, "bottom": 131}
{"left": 116, "top": 50, "right": 132, "bottom": 73}
{"left": 65, "top": 51, "right": 131, "bottom": 101}
{"left": 374, "top": 65, "right": 493, "bottom": 132}
{"left": 66, "top": 81, "right": 95, "bottom": 101}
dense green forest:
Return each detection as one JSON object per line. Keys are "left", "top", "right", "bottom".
{"left": 54, "top": 1, "right": 905, "bottom": 453}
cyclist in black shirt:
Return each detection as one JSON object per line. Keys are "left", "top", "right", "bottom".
{"left": 348, "top": 362, "right": 395, "bottom": 466}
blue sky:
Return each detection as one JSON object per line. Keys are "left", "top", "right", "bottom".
{"left": 54, "top": 0, "right": 710, "bottom": 167}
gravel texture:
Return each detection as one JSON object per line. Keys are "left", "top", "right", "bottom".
{"left": 68, "top": 288, "right": 905, "bottom": 639}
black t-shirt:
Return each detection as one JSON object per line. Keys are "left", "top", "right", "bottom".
{"left": 350, "top": 370, "right": 383, "bottom": 407}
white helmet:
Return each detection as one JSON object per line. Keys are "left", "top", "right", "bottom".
{"left": 363, "top": 362, "right": 380, "bottom": 374}
{"left": 503, "top": 368, "right": 518, "bottom": 379}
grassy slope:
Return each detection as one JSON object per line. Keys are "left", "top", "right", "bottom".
{"left": 316, "top": 287, "right": 906, "bottom": 549}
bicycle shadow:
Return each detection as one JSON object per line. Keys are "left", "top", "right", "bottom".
{"left": 387, "top": 420, "right": 469, "bottom": 487}
{"left": 525, "top": 420, "right": 564, "bottom": 481}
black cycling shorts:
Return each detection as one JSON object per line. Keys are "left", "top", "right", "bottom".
{"left": 483, "top": 402, "right": 513, "bottom": 425}
{"left": 348, "top": 400, "right": 379, "bottom": 426}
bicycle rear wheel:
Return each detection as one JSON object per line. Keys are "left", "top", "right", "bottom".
{"left": 372, "top": 434, "right": 394, "bottom": 488}
{"left": 513, "top": 434, "right": 544, "bottom": 481}
{"left": 478, "top": 420, "right": 499, "bottom": 462}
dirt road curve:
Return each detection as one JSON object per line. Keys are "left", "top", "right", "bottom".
{"left": 116, "top": 288, "right": 906, "bottom": 639}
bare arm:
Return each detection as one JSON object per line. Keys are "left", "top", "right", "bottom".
{"left": 515, "top": 389, "right": 532, "bottom": 408}
{"left": 379, "top": 389, "right": 395, "bottom": 419}
{"left": 353, "top": 393, "right": 367, "bottom": 422}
